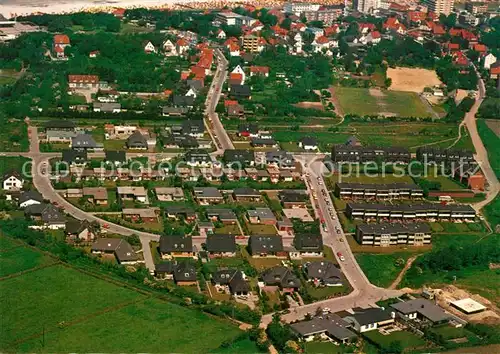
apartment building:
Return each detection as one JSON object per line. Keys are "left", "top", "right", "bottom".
{"left": 416, "top": 147, "right": 474, "bottom": 164}
{"left": 332, "top": 145, "right": 411, "bottom": 164}
{"left": 334, "top": 183, "right": 424, "bottom": 199}
{"left": 356, "top": 223, "right": 432, "bottom": 246}
{"left": 425, "top": 0, "right": 455, "bottom": 16}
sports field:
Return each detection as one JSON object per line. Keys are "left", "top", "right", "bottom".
{"left": 387, "top": 67, "right": 442, "bottom": 93}
{"left": 334, "top": 87, "right": 432, "bottom": 117}
{"left": 0, "top": 237, "right": 241, "bottom": 352}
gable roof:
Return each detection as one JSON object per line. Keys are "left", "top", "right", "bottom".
{"left": 261, "top": 266, "right": 301, "bottom": 288}
{"left": 159, "top": 235, "right": 193, "bottom": 253}
{"left": 105, "top": 150, "right": 126, "bottom": 163}
{"left": 249, "top": 235, "right": 283, "bottom": 254}
{"left": 206, "top": 234, "right": 237, "bottom": 253}
{"left": 294, "top": 234, "right": 323, "bottom": 252}
{"left": 72, "top": 134, "right": 98, "bottom": 149}
{"left": 19, "top": 190, "right": 43, "bottom": 204}
{"left": 173, "top": 262, "right": 197, "bottom": 282}
{"left": 126, "top": 131, "right": 148, "bottom": 148}
{"left": 305, "top": 261, "right": 342, "bottom": 285}
{"left": 390, "top": 299, "right": 449, "bottom": 323}
{"left": 349, "top": 308, "right": 393, "bottom": 326}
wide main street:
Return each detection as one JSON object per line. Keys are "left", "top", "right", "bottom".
{"left": 5, "top": 46, "right": 498, "bottom": 329}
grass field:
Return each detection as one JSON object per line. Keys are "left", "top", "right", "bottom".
{"left": 304, "top": 341, "right": 354, "bottom": 353}
{"left": 363, "top": 330, "right": 427, "bottom": 349}
{"left": 334, "top": 87, "right": 432, "bottom": 117}
{"left": 0, "top": 237, "right": 241, "bottom": 352}
{"left": 477, "top": 119, "right": 500, "bottom": 179}
{"left": 429, "top": 326, "right": 478, "bottom": 340}
{"left": 0, "top": 245, "right": 55, "bottom": 277}
{"left": 355, "top": 253, "right": 411, "bottom": 288}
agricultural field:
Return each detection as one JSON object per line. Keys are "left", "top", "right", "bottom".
{"left": 386, "top": 67, "right": 442, "bottom": 93}
{"left": 333, "top": 87, "right": 433, "bottom": 118}
{"left": 0, "top": 156, "right": 31, "bottom": 177}
{"left": 0, "top": 237, "right": 241, "bottom": 352}
{"left": 0, "top": 245, "right": 56, "bottom": 277}
{"left": 0, "top": 120, "right": 29, "bottom": 152}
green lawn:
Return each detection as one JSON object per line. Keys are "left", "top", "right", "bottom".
{"left": 0, "top": 235, "right": 21, "bottom": 251}
{"left": 355, "top": 253, "right": 410, "bottom": 288}
{"left": 429, "top": 326, "right": 478, "bottom": 340}
{"left": 363, "top": 330, "right": 427, "bottom": 350}
{"left": 212, "top": 337, "right": 264, "bottom": 353}
{"left": 247, "top": 224, "right": 277, "bottom": 235}
{"left": 334, "top": 87, "right": 431, "bottom": 118}
{"left": 477, "top": 119, "right": 500, "bottom": 179}
{"left": 0, "top": 244, "right": 55, "bottom": 277}
{"left": 304, "top": 341, "right": 355, "bottom": 353}
{"left": 0, "top": 156, "right": 31, "bottom": 177}
{"left": 15, "top": 298, "right": 241, "bottom": 353}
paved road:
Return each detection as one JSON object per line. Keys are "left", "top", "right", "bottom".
{"left": 204, "top": 49, "right": 234, "bottom": 153}
{"left": 464, "top": 72, "right": 499, "bottom": 212}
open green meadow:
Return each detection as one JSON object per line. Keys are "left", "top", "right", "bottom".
{"left": 355, "top": 252, "right": 412, "bottom": 288}
{"left": 0, "top": 236, "right": 241, "bottom": 352}
{"left": 334, "top": 87, "right": 432, "bottom": 118}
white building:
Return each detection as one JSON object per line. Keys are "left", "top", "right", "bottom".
{"left": 3, "top": 172, "right": 23, "bottom": 191}
{"left": 284, "top": 2, "right": 321, "bottom": 16}
{"left": 483, "top": 53, "right": 497, "bottom": 69}
{"left": 231, "top": 65, "right": 246, "bottom": 84}
{"left": 354, "top": 0, "right": 381, "bottom": 13}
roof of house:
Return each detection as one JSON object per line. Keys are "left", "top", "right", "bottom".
{"left": 194, "top": 187, "right": 223, "bottom": 199}
{"left": 291, "top": 314, "right": 356, "bottom": 341}
{"left": 159, "top": 235, "right": 193, "bottom": 253}
{"left": 72, "top": 134, "right": 98, "bottom": 149}
{"left": 173, "top": 95, "right": 195, "bottom": 107}
{"left": 229, "top": 84, "right": 251, "bottom": 97}
{"left": 206, "top": 234, "right": 237, "bottom": 253}
{"left": 54, "top": 34, "right": 70, "bottom": 44}
{"left": 305, "top": 261, "right": 342, "bottom": 285}
{"left": 173, "top": 262, "right": 197, "bottom": 282}
{"left": 123, "top": 208, "right": 157, "bottom": 218}
{"left": 117, "top": 186, "right": 147, "bottom": 196}
{"left": 348, "top": 308, "right": 393, "bottom": 326}
{"left": 206, "top": 208, "right": 237, "bottom": 221}
{"left": 212, "top": 269, "right": 250, "bottom": 293}
{"left": 65, "top": 219, "right": 90, "bottom": 234}
{"left": 44, "top": 119, "right": 75, "bottom": 129}
{"left": 126, "top": 131, "right": 148, "bottom": 148}
{"left": 91, "top": 238, "right": 138, "bottom": 262}
{"left": 247, "top": 207, "right": 276, "bottom": 221}
{"left": 261, "top": 266, "right": 301, "bottom": 289}
{"left": 224, "top": 149, "right": 255, "bottom": 164}
{"left": 19, "top": 190, "right": 43, "bottom": 204}
{"left": 238, "top": 123, "right": 258, "bottom": 134}
{"left": 300, "top": 136, "right": 318, "bottom": 146}
{"left": 390, "top": 299, "right": 449, "bottom": 323}
{"left": 249, "top": 235, "right": 283, "bottom": 253}
{"left": 62, "top": 149, "right": 88, "bottom": 163}
{"left": 155, "top": 187, "right": 184, "bottom": 197}
{"left": 250, "top": 66, "right": 269, "bottom": 74}
{"left": 82, "top": 187, "right": 108, "bottom": 200}
{"left": 25, "top": 203, "right": 65, "bottom": 224}
{"left": 68, "top": 75, "right": 99, "bottom": 84}
{"left": 105, "top": 150, "right": 126, "bottom": 163}
{"left": 233, "top": 187, "right": 260, "bottom": 197}
{"left": 294, "top": 234, "right": 323, "bottom": 252}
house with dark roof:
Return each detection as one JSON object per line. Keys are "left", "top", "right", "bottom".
{"left": 233, "top": 187, "right": 261, "bottom": 202}
{"left": 291, "top": 234, "right": 324, "bottom": 258}
{"left": 71, "top": 134, "right": 99, "bottom": 151}
{"left": 266, "top": 151, "right": 295, "bottom": 168}
{"left": 62, "top": 149, "right": 88, "bottom": 166}
{"left": 238, "top": 123, "right": 259, "bottom": 137}
{"left": 251, "top": 137, "right": 278, "bottom": 148}
{"left": 44, "top": 119, "right": 76, "bottom": 131}
{"left": 343, "top": 308, "right": 395, "bottom": 333}
{"left": 212, "top": 269, "right": 250, "bottom": 297}
{"left": 223, "top": 149, "right": 255, "bottom": 167}
{"left": 304, "top": 261, "right": 343, "bottom": 287}
{"left": 65, "top": 219, "right": 96, "bottom": 241}
{"left": 261, "top": 266, "right": 301, "bottom": 292}
{"left": 91, "top": 238, "right": 139, "bottom": 264}
{"left": 165, "top": 206, "right": 197, "bottom": 221}
{"left": 185, "top": 149, "right": 211, "bottom": 166}
{"left": 299, "top": 136, "right": 318, "bottom": 150}
{"left": 390, "top": 299, "right": 450, "bottom": 325}
{"left": 206, "top": 208, "right": 238, "bottom": 224}
{"left": 291, "top": 314, "right": 357, "bottom": 344}
{"left": 154, "top": 261, "right": 175, "bottom": 279}
{"left": 229, "top": 84, "right": 251, "bottom": 99}
{"left": 181, "top": 120, "right": 205, "bottom": 138}
{"left": 159, "top": 235, "right": 194, "bottom": 258}
{"left": 104, "top": 150, "right": 126, "bottom": 166}
{"left": 126, "top": 131, "right": 148, "bottom": 150}
{"left": 247, "top": 207, "right": 276, "bottom": 225}
{"left": 19, "top": 190, "right": 43, "bottom": 208}
{"left": 248, "top": 235, "right": 286, "bottom": 258}
{"left": 206, "top": 234, "right": 237, "bottom": 257}
{"left": 25, "top": 203, "right": 66, "bottom": 230}
{"left": 173, "top": 262, "right": 198, "bottom": 286}
{"left": 193, "top": 187, "right": 223, "bottom": 204}
{"left": 279, "top": 190, "right": 308, "bottom": 208}
{"left": 172, "top": 95, "right": 195, "bottom": 108}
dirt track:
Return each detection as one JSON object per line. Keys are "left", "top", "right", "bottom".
{"left": 387, "top": 67, "right": 442, "bottom": 93}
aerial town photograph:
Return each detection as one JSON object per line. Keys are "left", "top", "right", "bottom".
{"left": 0, "top": 0, "right": 499, "bottom": 352}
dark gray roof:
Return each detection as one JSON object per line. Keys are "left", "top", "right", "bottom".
{"left": 72, "top": 134, "right": 98, "bottom": 149}
{"left": 62, "top": 149, "right": 88, "bottom": 164}
{"left": 261, "top": 266, "right": 301, "bottom": 289}
{"left": 294, "top": 234, "right": 323, "bottom": 252}
{"left": 187, "top": 79, "right": 204, "bottom": 90}
{"left": 233, "top": 187, "right": 260, "bottom": 197}
{"left": 291, "top": 314, "right": 356, "bottom": 341}
{"left": 91, "top": 238, "right": 138, "bottom": 263}
{"left": 249, "top": 235, "right": 283, "bottom": 254}
{"left": 162, "top": 106, "right": 189, "bottom": 115}
{"left": 229, "top": 84, "right": 251, "bottom": 97}
{"left": 357, "top": 223, "right": 432, "bottom": 235}
{"left": 251, "top": 137, "right": 277, "bottom": 146}
{"left": 348, "top": 202, "right": 476, "bottom": 214}
{"left": 206, "top": 208, "right": 237, "bottom": 221}
{"left": 206, "top": 234, "right": 236, "bottom": 253}
{"left": 238, "top": 123, "right": 258, "bottom": 134}
{"left": 126, "top": 131, "right": 148, "bottom": 148}
{"left": 45, "top": 120, "right": 75, "bottom": 130}
{"left": 194, "top": 187, "right": 222, "bottom": 198}
{"left": 305, "top": 261, "right": 342, "bottom": 285}
{"left": 182, "top": 120, "right": 205, "bottom": 134}
{"left": 155, "top": 261, "right": 175, "bottom": 273}
{"left": 185, "top": 149, "right": 211, "bottom": 162}
{"left": 19, "top": 190, "right": 43, "bottom": 204}
{"left": 159, "top": 235, "right": 193, "bottom": 253}
{"left": 348, "top": 308, "right": 393, "bottom": 326}
{"left": 173, "top": 262, "right": 197, "bottom": 282}
{"left": 223, "top": 149, "right": 255, "bottom": 165}
{"left": 105, "top": 150, "right": 126, "bottom": 163}
{"left": 391, "top": 299, "right": 450, "bottom": 323}
{"left": 165, "top": 206, "right": 196, "bottom": 218}
{"left": 173, "top": 95, "right": 195, "bottom": 107}
{"left": 279, "top": 190, "right": 308, "bottom": 203}
{"left": 336, "top": 182, "right": 422, "bottom": 192}
{"left": 247, "top": 207, "right": 276, "bottom": 221}
{"left": 25, "top": 203, "right": 65, "bottom": 224}
{"left": 300, "top": 136, "right": 317, "bottom": 146}
{"left": 65, "top": 219, "right": 90, "bottom": 234}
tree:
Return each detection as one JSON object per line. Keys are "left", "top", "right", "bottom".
{"left": 281, "top": 18, "right": 292, "bottom": 30}
{"left": 439, "top": 13, "right": 457, "bottom": 29}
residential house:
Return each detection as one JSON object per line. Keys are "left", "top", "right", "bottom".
{"left": 44, "top": 119, "right": 76, "bottom": 132}
{"left": 224, "top": 149, "right": 255, "bottom": 167}
{"left": 93, "top": 102, "right": 121, "bottom": 113}
{"left": 206, "top": 208, "right": 238, "bottom": 224}
{"left": 181, "top": 120, "right": 204, "bottom": 138}
{"left": 62, "top": 149, "right": 88, "bottom": 166}
{"left": 343, "top": 308, "right": 395, "bottom": 333}
{"left": 82, "top": 187, "right": 108, "bottom": 205}
{"left": 334, "top": 182, "right": 423, "bottom": 199}
{"left": 233, "top": 187, "right": 261, "bottom": 202}
{"left": 91, "top": 238, "right": 139, "bottom": 264}
{"left": 176, "top": 38, "right": 189, "bottom": 55}
{"left": 491, "top": 62, "right": 500, "bottom": 79}
{"left": 162, "top": 39, "right": 176, "bottom": 55}
{"left": 238, "top": 123, "right": 259, "bottom": 138}
{"left": 173, "top": 262, "right": 198, "bottom": 286}
{"left": 185, "top": 150, "right": 211, "bottom": 166}
{"left": 291, "top": 234, "right": 324, "bottom": 258}
{"left": 126, "top": 131, "right": 148, "bottom": 150}
{"left": 71, "top": 134, "right": 99, "bottom": 151}
{"left": 280, "top": 190, "right": 308, "bottom": 208}
{"left": 229, "top": 84, "right": 251, "bottom": 99}
{"left": 25, "top": 203, "right": 66, "bottom": 230}
{"left": 173, "top": 95, "right": 195, "bottom": 108}
{"left": 304, "top": 261, "right": 343, "bottom": 287}
{"left": 212, "top": 269, "right": 250, "bottom": 297}
{"left": 390, "top": 299, "right": 450, "bottom": 325}
{"left": 53, "top": 34, "right": 70, "bottom": 58}
{"left": 68, "top": 75, "right": 99, "bottom": 89}
{"left": 160, "top": 235, "right": 194, "bottom": 258}
{"left": 154, "top": 261, "right": 175, "bottom": 279}
{"left": 483, "top": 53, "right": 497, "bottom": 70}
{"left": 122, "top": 208, "right": 158, "bottom": 223}
{"left": 261, "top": 266, "right": 301, "bottom": 293}
{"left": 105, "top": 151, "right": 127, "bottom": 166}
{"left": 299, "top": 137, "right": 318, "bottom": 150}
{"left": 248, "top": 235, "right": 286, "bottom": 258}
{"left": 65, "top": 220, "right": 96, "bottom": 241}
{"left": 117, "top": 186, "right": 148, "bottom": 204}
{"left": 247, "top": 208, "right": 277, "bottom": 225}
{"left": 332, "top": 145, "right": 411, "bottom": 164}
{"left": 291, "top": 314, "right": 357, "bottom": 344}
{"left": 46, "top": 130, "right": 77, "bottom": 143}
{"left": 19, "top": 190, "right": 43, "bottom": 208}
{"left": 266, "top": 151, "right": 295, "bottom": 168}
{"left": 193, "top": 187, "right": 223, "bottom": 205}
{"left": 143, "top": 41, "right": 157, "bottom": 54}
{"left": 165, "top": 206, "right": 197, "bottom": 222}
{"left": 250, "top": 66, "right": 269, "bottom": 77}
{"left": 251, "top": 137, "right": 278, "bottom": 148}
{"left": 155, "top": 187, "right": 184, "bottom": 202}
{"left": 216, "top": 29, "right": 226, "bottom": 39}
{"left": 3, "top": 171, "right": 23, "bottom": 191}
{"left": 206, "top": 234, "right": 237, "bottom": 257}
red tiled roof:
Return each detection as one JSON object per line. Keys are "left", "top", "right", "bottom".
{"left": 371, "top": 31, "right": 381, "bottom": 39}
{"left": 432, "top": 24, "right": 446, "bottom": 35}
{"left": 250, "top": 66, "right": 269, "bottom": 74}
{"left": 224, "top": 100, "right": 238, "bottom": 107}
{"left": 230, "top": 73, "right": 243, "bottom": 82}
{"left": 68, "top": 75, "right": 99, "bottom": 84}
{"left": 54, "top": 46, "right": 64, "bottom": 53}
{"left": 190, "top": 66, "right": 206, "bottom": 79}
{"left": 181, "top": 71, "right": 190, "bottom": 80}
{"left": 54, "top": 34, "right": 70, "bottom": 44}
{"left": 408, "top": 11, "right": 426, "bottom": 22}
{"left": 446, "top": 42, "right": 460, "bottom": 50}
{"left": 359, "top": 23, "right": 376, "bottom": 31}
{"left": 228, "top": 42, "right": 240, "bottom": 52}
{"left": 112, "top": 8, "right": 126, "bottom": 16}
{"left": 176, "top": 38, "right": 188, "bottom": 46}
{"left": 491, "top": 66, "right": 500, "bottom": 75}
{"left": 389, "top": 2, "right": 409, "bottom": 11}
{"left": 474, "top": 44, "right": 487, "bottom": 52}
{"left": 449, "top": 28, "right": 462, "bottom": 36}
{"left": 324, "top": 25, "right": 339, "bottom": 36}
{"left": 316, "top": 36, "right": 329, "bottom": 44}
{"left": 197, "top": 48, "right": 213, "bottom": 69}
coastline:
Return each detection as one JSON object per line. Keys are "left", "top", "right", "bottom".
{"left": 0, "top": 0, "right": 246, "bottom": 17}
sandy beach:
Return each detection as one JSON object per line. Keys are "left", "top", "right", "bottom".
{"left": 0, "top": 0, "right": 245, "bottom": 17}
